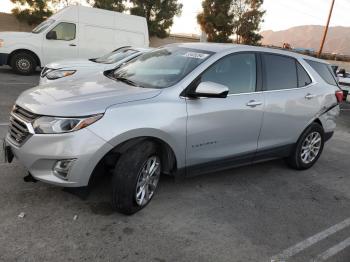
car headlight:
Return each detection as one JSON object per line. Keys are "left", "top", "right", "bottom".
{"left": 0, "top": 39, "right": 4, "bottom": 48}
{"left": 33, "top": 114, "right": 103, "bottom": 134}
{"left": 46, "top": 69, "right": 76, "bottom": 80}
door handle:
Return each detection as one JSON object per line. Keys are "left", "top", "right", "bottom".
{"left": 69, "top": 44, "right": 76, "bottom": 47}
{"left": 246, "top": 100, "right": 263, "bottom": 107}
{"left": 305, "top": 93, "right": 316, "bottom": 100}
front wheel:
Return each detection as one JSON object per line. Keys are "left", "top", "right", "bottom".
{"left": 10, "top": 52, "right": 37, "bottom": 75}
{"left": 111, "top": 141, "right": 161, "bottom": 215}
{"left": 287, "top": 123, "right": 325, "bottom": 170}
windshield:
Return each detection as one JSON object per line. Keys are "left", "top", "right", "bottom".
{"left": 92, "top": 48, "right": 138, "bottom": 64}
{"left": 32, "top": 19, "right": 55, "bottom": 34}
{"left": 111, "top": 47, "right": 213, "bottom": 89}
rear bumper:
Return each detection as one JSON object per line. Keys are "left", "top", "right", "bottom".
{"left": 0, "top": 53, "right": 9, "bottom": 66}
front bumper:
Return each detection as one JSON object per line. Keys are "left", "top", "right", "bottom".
{"left": 5, "top": 128, "right": 113, "bottom": 187}
{"left": 0, "top": 53, "right": 9, "bottom": 66}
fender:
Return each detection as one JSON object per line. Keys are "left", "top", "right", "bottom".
{"left": 8, "top": 46, "right": 42, "bottom": 67}
{"left": 104, "top": 128, "right": 185, "bottom": 169}
{"left": 3, "top": 38, "right": 42, "bottom": 66}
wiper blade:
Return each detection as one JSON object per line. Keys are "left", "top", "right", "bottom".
{"left": 90, "top": 58, "right": 103, "bottom": 64}
{"left": 115, "top": 76, "right": 140, "bottom": 87}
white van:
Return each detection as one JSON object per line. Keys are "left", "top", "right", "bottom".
{"left": 0, "top": 5, "right": 149, "bottom": 75}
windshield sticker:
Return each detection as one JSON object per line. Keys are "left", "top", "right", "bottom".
{"left": 182, "top": 52, "right": 209, "bottom": 59}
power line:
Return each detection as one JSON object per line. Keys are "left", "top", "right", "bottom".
{"left": 270, "top": 1, "right": 325, "bottom": 22}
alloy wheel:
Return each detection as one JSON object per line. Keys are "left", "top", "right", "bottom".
{"left": 135, "top": 156, "right": 161, "bottom": 206}
{"left": 300, "top": 131, "right": 322, "bottom": 164}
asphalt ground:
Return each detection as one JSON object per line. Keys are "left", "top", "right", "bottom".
{"left": 0, "top": 66, "right": 349, "bottom": 262}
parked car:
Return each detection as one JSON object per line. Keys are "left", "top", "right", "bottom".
{"left": 39, "top": 47, "right": 153, "bottom": 85}
{"left": 337, "top": 68, "right": 350, "bottom": 86}
{"left": 0, "top": 5, "right": 149, "bottom": 75}
{"left": 336, "top": 68, "right": 350, "bottom": 102}
{"left": 3, "top": 43, "right": 342, "bottom": 214}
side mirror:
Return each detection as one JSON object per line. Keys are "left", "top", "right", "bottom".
{"left": 46, "top": 31, "right": 57, "bottom": 40}
{"left": 191, "top": 81, "right": 229, "bottom": 98}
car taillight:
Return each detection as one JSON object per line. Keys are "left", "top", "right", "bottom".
{"left": 335, "top": 90, "right": 344, "bottom": 103}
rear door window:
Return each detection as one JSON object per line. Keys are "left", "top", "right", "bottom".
{"left": 305, "top": 59, "right": 338, "bottom": 86}
{"left": 262, "top": 54, "right": 298, "bottom": 91}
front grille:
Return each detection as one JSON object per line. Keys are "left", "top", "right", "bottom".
{"left": 12, "top": 105, "right": 38, "bottom": 122}
{"left": 8, "top": 105, "right": 38, "bottom": 146}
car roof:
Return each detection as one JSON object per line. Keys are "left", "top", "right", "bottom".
{"left": 165, "top": 42, "right": 329, "bottom": 64}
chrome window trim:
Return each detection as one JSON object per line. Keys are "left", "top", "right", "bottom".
{"left": 181, "top": 83, "right": 318, "bottom": 98}
{"left": 182, "top": 81, "right": 318, "bottom": 99}
{"left": 179, "top": 50, "right": 321, "bottom": 98}
{"left": 259, "top": 51, "right": 317, "bottom": 92}
{"left": 227, "top": 91, "right": 263, "bottom": 97}
{"left": 261, "top": 81, "right": 317, "bottom": 93}
{"left": 181, "top": 91, "right": 264, "bottom": 100}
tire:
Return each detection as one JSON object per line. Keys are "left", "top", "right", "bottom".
{"left": 287, "top": 123, "right": 325, "bottom": 170}
{"left": 111, "top": 141, "right": 161, "bottom": 215}
{"left": 10, "top": 52, "right": 37, "bottom": 75}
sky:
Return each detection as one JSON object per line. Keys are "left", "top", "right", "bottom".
{"left": 1, "top": 0, "right": 350, "bottom": 34}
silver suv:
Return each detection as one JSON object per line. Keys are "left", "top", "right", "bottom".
{"left": 4, "top": 43, "right": 343, "bottom": 214}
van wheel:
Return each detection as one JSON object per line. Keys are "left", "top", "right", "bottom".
{"left": 111, "top": 141, "right": 161, "bottom": 215}
{"left": 287, "top": 123, "right": 324, "bottom": 170}
{"left": 11, "top": 52, "right": 37, "bottom": 75}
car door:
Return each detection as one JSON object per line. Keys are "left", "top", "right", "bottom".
{"left": 42, "top": 22, "right": 78, "bottom": 65}
{"left": 185, "top": 52, "right": 264, "bottom": 175}
{"left": 257, "top": 53, "right": 320, "bottom": 153}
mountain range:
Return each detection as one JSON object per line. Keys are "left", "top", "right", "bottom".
{"left": 261, "top": 25, "right": 350, "bottom": 55}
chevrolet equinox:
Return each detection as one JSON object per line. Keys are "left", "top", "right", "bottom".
{"left": 4, "top": 43, "right": 342, "bottom": 214}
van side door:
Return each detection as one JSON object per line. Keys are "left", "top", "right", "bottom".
{"left": 42, "top": 22, "right": 78, "bottom": 65}
{"left": 185, "top": 52, "right": 264, "bottom": 175}
{"left": 257, "top": 53, "right": 320, "bottom": 156}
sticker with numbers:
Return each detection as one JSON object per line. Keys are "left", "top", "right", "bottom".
{"left": 182, "top": 52, "right": 209, "bottom": 59}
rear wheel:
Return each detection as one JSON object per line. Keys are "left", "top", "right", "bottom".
{"left": 111, "top": 141, "right": 161, "bottom": 215}
{"left": 10, "top": 52, "right": 37, "bottom": 75}
{"left": 287, "top": 123, "right": 325, "bottom": 170}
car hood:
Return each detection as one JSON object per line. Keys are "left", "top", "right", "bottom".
{"left": 46, "top": 59, "right": 104, "bottom": 70}
{"left": 16, "top": 77, "right": 162, "bottom": 116}
{"left": 0, "top": 32, "right": 34, "bottom": 39}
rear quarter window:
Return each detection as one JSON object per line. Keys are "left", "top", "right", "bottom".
{"left": 305, "top": 59, "right": 338, "bottom": 86}
{"left": 297, "top": 62, "right": 312, "bottom": 87}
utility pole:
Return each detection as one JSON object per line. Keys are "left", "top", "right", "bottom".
{"left": 318, "top": 0, "right": 335, "bottom": 57}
